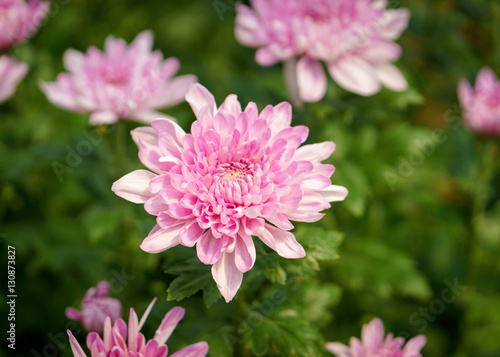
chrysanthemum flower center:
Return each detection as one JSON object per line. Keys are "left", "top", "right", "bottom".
{"left": 216, "top": 161, "right": 253, "bottom": 182}
{"left": 102, "top": 66, "right": 131, "bottom": 86}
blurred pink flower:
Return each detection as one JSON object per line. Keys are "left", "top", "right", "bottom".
{"left": 0, "top": 55, "right": 28, "bottom": 103}
{"left": 66, "top": 281, "right": 122, "bottom": 335}
{"left": 235, "top": 0, "right": 409, "bottom": 102}
{"left": 458, "top": 67, "right": 500, "bottom": 136}
{"left": 41, "top": 30, "right": 197, "bottom": 125}
{"left": 0, "top": 0, "right": 49, "bottom": 51}
{"left": 326, "top": 317, "right": 426, "bottom": 357}
{"left": 112, "top": 83, "right": 348, "bottom": 302}
{"left": 67, "top": 298, "right": 209, "bottom": 357}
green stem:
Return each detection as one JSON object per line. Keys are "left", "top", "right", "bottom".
{"left": 467, "top": 138, "right": 498, "bottom": 283}
{"left": 283, "top": 58, "right": 303, "bottom": 109}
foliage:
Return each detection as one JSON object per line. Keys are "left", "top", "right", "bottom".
{"left": 1, "top": 0, "right": 500, "bottom": 357}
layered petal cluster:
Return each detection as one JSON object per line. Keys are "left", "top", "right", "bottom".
{"left": 0, "top": 0, "right": 49, "bottom": 51}
{"left": 66, "top": 281, "right": 122, "bottom": 335}
{"left": 235, "top": 0, "right": 409, "bottom": 101}
{"left": 458, "top": 67, "right": 500, "bottom": 136}
{"left": 0, "top": 55, "right": 28, "bottom": 103}
{"left": 67, "top": 298, "right": 209, "bottom": 357}
{"left": 41, "top": 30, "right": 197, "bottom": 125}
{"left": 113, "top": 83, "right": 348, "bottom": 302}
{"left": 326, "top": 318, "right": 426, "bottom": 357}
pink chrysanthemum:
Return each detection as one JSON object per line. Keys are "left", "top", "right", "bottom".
{"left": 235, "top": 0, "right": 409, "bottom": 103}
{"left": 0, "top": 55, "right": 28, "bottom": 103}
{"left": 458, "top": 67, "right": 500, "bottom": 136}
{"left": 67, "top": 298, "right": 209, "bottom": 357}
{"left": 112, "top": 83, "right": 348, "bottom": 302}
{"left": 66, "top": 281, "right": 122, "bottom": 335}
{"left": 326, "top": 318, "right": 426, "bottom": 357}
{"left": 41, "top": 30, "right": 197, "bottom": 125}
{"left": 0, "top": 0, "right": 49, "bottom": 51}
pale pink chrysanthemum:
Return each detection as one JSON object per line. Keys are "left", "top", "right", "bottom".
{"left": 67, "top": 298, "right": 209, "bottom": 357}
{"left": 235, "top": 0, "right": 410, "bottom": 103}
{"left": 66, "top": 281, "right": 122, "bottom": 335}
{"left": 112, "top": 83, "right": 348, "bottom": 302}
{"left": 326, "top": 318, "right": 426, "bottom": 357}
{"left": 0, "top": 0, "right": 49, "bottom": 51}
{"left": 0, "top": 55, "right": 28, "bottom": 103}
{"left": 41, "top": 30, "right": 197, "bottom": 125}
{"left": 458, "top": 67, "right": 500, "bottom": 136}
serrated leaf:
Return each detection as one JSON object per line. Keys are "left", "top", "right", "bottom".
{"left": 243, "top": 312, "right": 322, "bottom": 357}
{"left": 165, "top": 257, "right": 220, "bottom": 307}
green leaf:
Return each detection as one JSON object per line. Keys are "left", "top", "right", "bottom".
{"left": 165, "top": 257, "right": 220, "bottom": 307}
{"left": 335, "top": 240, "right": 432, "bottom": 300}
{"left": 243, "top": 312, "right": 323, "bottom": 357}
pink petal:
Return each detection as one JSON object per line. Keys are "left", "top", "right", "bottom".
{"left": 317, "top": 185, "right": 348, "bottom": 202}
{"left": 132, "top": 30, "right": 154, "bottom": 52}
{"left": 169, "top": 341, "right": 209, "bottom": 357}
{"left": 95, "top": 281, "right": 110, "bottom": 297}
{"left": 179, "top": 221, "right": 205, "bottom": 247}
{"left": 325, "top": 342, "right": 351, "bottom": 357}
{"left": 294, "top": 142, "right": 336, "bottom": 162}
{"left": 103, "top": 317, "right": 112, "bottom": 350}
{"left": 328, "top": 57, "right": 381, "bottom": 96}
{"left": 296, "top": 57, "right": 327, "bottom": 102}
{"left": 234, "top": 233, "right": 256, "bottom": 273}
{"left": 220, "top": 93, "right": 243, "bottom": 114}
{"left": 154, "top": 306, "right": 185, "bottom": 345}
{"left": 362, "top": 42, "right": 402, "bottom": 62}
{"left": 63, "top": 49, "right": 84, "bottom": 73}
{"left": 144, "top": 339, "right": 160, "bottom": 357}
{"left": 476, "top": 66, "right": 498, "bottom": 94}
{"left": 112, "top": 170, "right": 157, "bottom": 204}
{"left": 378, "top": 9, "right": 410, "bottom": 40}
{"left": 211, "top": 252, "right": 243, "bottom": 302}
{"left": 148, "top": 74, "right": 198, "bottom": 108}
{"left": 140, "top": 224, "right": 182, "bottom": 253}
{"left": 375, "top": 63, "right": 407, "bottom": 92}
{"left": 402, "top": 335, "right": 427, "bottom": 357}
{"left": 185, "top": 83, "right": 217, "bottom": 120}
{"left": 257, "top": 224, "right": 305, "bottom": 259}
{"left": 234, "top": 4, "right": 267, "bottom": 48}
{"left": 68, "top": 330, "right": 88, "bottom": 357}
{"left": 65, "top": 307, "right": 82, "bottom": 321}
{"left": 89, "top": 111, "right": 119, "bottom": 125}
{"left": 152, "top": 118, "right": 186, "bottom": 155}
{"left": 255, "top": 47, "right": 281, "bottom": 66}
{"left": 139, "top": 298, "right": 157, "bottom": 330}
{"left": 196, "top": 231, "right": 224, "bottom": 265}
{"left": 132, "top": 126, "right": 158, "bottom": 148}
{"left": 361, "top": 318, "right": 385, "bottom": 350}
{"left": 457, "top": 78, "right": 474, "bottom": 108}
{"left": 128, "top": 308, "right": 139, "bottom": 353}
{"left": 39, "top": 81, "right": 82, "bottom": 112}
{"left": 0, "top": 57, "right": 28, "bottom": 103}
{"left": 268, "top": 101, "right": 292, "bottom": 134}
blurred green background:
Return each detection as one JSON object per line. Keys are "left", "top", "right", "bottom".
{"left": 1, "top": 0, "right": 500, "bottom": 356}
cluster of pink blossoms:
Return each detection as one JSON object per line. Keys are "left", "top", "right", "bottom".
{"left": 326, "top": 318, "right": 426, "bottom": 357}
{"left": 113, "top": 83, "right": 348, "bottom": 302}
{"left": 65, "top": 281, "right": 122, "bottom": 334}
{"left": 235, "top": 0, "right": 410, "bottom": 102}
{"left": 68, "top": 298, "right": 208, "bottom": 357}
{"left": 0, "top": 0, "right": 49, "bottom": 51}
{"left": 458, "top": 67, "right": 500, "bottom": 136}
{"left": 41, "top": 30, "right": 197, "bottom": 125}
{"left": 0, "top": 0, "right": 48, "bottom": 103}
